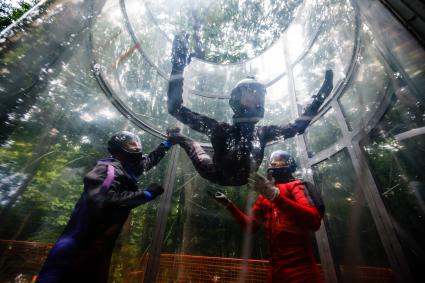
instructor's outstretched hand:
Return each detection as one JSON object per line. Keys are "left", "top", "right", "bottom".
{"left": 248, "top": 173, "right": 279, "bottom": 201}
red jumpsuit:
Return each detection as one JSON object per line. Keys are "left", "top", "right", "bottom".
{"left": 226, "top": 180, "right": 324, "bottom": 283}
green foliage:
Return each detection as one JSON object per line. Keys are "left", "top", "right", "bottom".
{"left": 0, "top": 0, "right": 38, "bottom": 31}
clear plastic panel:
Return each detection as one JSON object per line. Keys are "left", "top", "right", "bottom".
{"left": 260, "top": 76, "right": 292, "bottom": 127}
{"left": 339, "top": 26, "right": 390, "bottom": 131}
{"left": 185, "top": 38, "right": 286, "bottom": 99}
{"left": 140, "top": 0, "right": 303, "bottom": 64}
{"left": 293, "top": 0, "right": 356, "bottom": 106}
{"left": 305, "top": 108, "right": 343, "bottom": 156}
{"left": 0, "top": 39, "right": 167, "bottom": 281}
{"left": 157, "top": 150, "right": 267, "bottom": 282}
{"left": 91, "top": 0, "right": 175, "bottom": 133}
{"left": 313, "top": 149, "right": 392, "bottom": 281}
{"left": 285, "top": 0, "right": 326, "bottom": 63}
{"left": 357, "top": 0, "right": 425, "bottom": 94}
{"left": 362, "top": 132, "right": 425, "bottom": 282}
{"left": 124, "top": 0, "right": 173, "bottom": 76}
{"left": 0, "top": 0, "right": 95, "bottom": 95}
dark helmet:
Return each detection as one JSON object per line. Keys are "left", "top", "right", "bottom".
{"left": 229, "top": 77, "right": 266, "bottom": 122}
{"left": 267, "top": 150, "right": 296, "bottom": 183}
{"left": 107, "top": 131, "right": 143, "bottom": 158}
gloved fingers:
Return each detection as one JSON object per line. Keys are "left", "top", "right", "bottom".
{"left": 248, "top": 172, "right": 258, "bottom": 182}
{"left": 207, "top": 190, "right": 229, "bottom": 206}
{"left": 254, "top": 172, "right": 268, "bottom": 183}
{"left": 247, "top": 177, "right": 256, "bottom": 188}
{"left": 266, "top": 171, "right": 275, "bottom": 183}
{"left": 207, "top": 190, "right": 223, "bottom": 199}
{"left": 166, "top": 127, "right": 181, "bottom": 142}
{"left": 215, "top": 192, "right": 226, "bottom": 198}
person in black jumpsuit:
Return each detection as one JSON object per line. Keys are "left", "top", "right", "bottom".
{"left": 167, "top": 33, "right": 334, "bottom": 186}
{"left": 36, "top": 131, "right": 172, "bottom": 283}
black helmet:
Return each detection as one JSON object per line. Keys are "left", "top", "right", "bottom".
{"left": 267, "top": 150, "right": 296, "bottom": 183}
{"left": 229, "top": 77, "right": 266, "bottom": 122}
{"left": 107, "top": 131, "right": 143, "bottom": 157}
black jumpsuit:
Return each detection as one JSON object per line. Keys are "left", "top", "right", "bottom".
{"left": 36, "top": 143, "right": 169, "bottom": 283}
{"left": 167, "top": 69, "right": 331, "bottom": 186}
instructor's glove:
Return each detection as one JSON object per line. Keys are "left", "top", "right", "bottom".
{"left": 248, "top": 173, "right": 279, "bottom": 201}
{"left": 171, "top": 32, "right": 190, "bottom": 72}
{"left": 144, "top": 183, "right": 164, "bottom": 201}
{"left": 161, "top": 140, "right": 173, "bottom": 149}
{"left": 207, "top": 191, "right": 231, "bottom": 207}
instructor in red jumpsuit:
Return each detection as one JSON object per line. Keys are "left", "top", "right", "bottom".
{"left": 211, "top": 150, "right": 324, "bottom": 283}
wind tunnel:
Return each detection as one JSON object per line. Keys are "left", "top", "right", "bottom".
{"left": 0, "top": 0, "right": 424, "bottom": 282}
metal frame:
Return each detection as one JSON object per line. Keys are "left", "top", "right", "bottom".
{"left": 301, "top": 1, "right": 423, "bottom": 281}
{"left": 143, "top": 146, "right": 180, "bottom": 283}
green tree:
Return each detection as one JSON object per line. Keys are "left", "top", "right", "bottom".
{"left": 0, "top": 0, "right": 38, "bottom": 31}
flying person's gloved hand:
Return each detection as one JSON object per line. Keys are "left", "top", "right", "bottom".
{"left": 208, "top": 191, "right": 231, "bottom": 207}
{"left": 248, "top": 173, "right": 279, "bottom": 201}
{"left": 315, "top": 69, "right": 334, "bottom": 102}
{"left": 166, "top": 127, "right": 182, "bottom": 144}
{"left": 143, "top": 183, "right": 164, "bottom": 201}
{"left": 162, "top": 130, "right": 178, "bottom": 149}
{"left": 171, "top": 32, "right": 191, "bottom": 72}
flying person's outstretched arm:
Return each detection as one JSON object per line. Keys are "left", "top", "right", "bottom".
{"left": 263, "top": 70, "right": 333, "bottom": 143}
{"left": 168, "top": 33, "right": 219, "bottom": 137}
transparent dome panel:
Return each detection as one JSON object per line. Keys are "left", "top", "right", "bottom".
{"left": 339, "top": 27, "right": 390, "bottom": 131}
{"left": 0, "top": 0, "right": 90, "bottom": 95}
{"left": 124, "top": 0, "right": 173, "bottom": 77}
{"left": 359, "top": 1, "right": 425, "bottom": 93}
{"left": 260, "top": 76, "right": 292, "bottom": 127}
{"left": 142, "top": 0, "right": 304, "bottom": 63}
{"left": 156, "top": 149, "right": 267, "bottom": 281}
{"left": 185, "top": 38, "right": 287, "bottom": 99}
{"left": 293, "top": 0, "right": 356, "bottom": 106}
{"left": 91, "top": 0, "right": 175, "bottom": 134}
{"left": 312, "top": 149, "right": 391, "bottom": 281}
{"left": 0, "top": 40, "right": 169, "bottom": 281}
{"left": 285, "top": 0, "right": 326, "bottom": 63}
{"left": 362, "top": 131, "right": 425, "bottom": 281}
{"left": 305, "top": 108, "right": 343, "bottom": 156}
